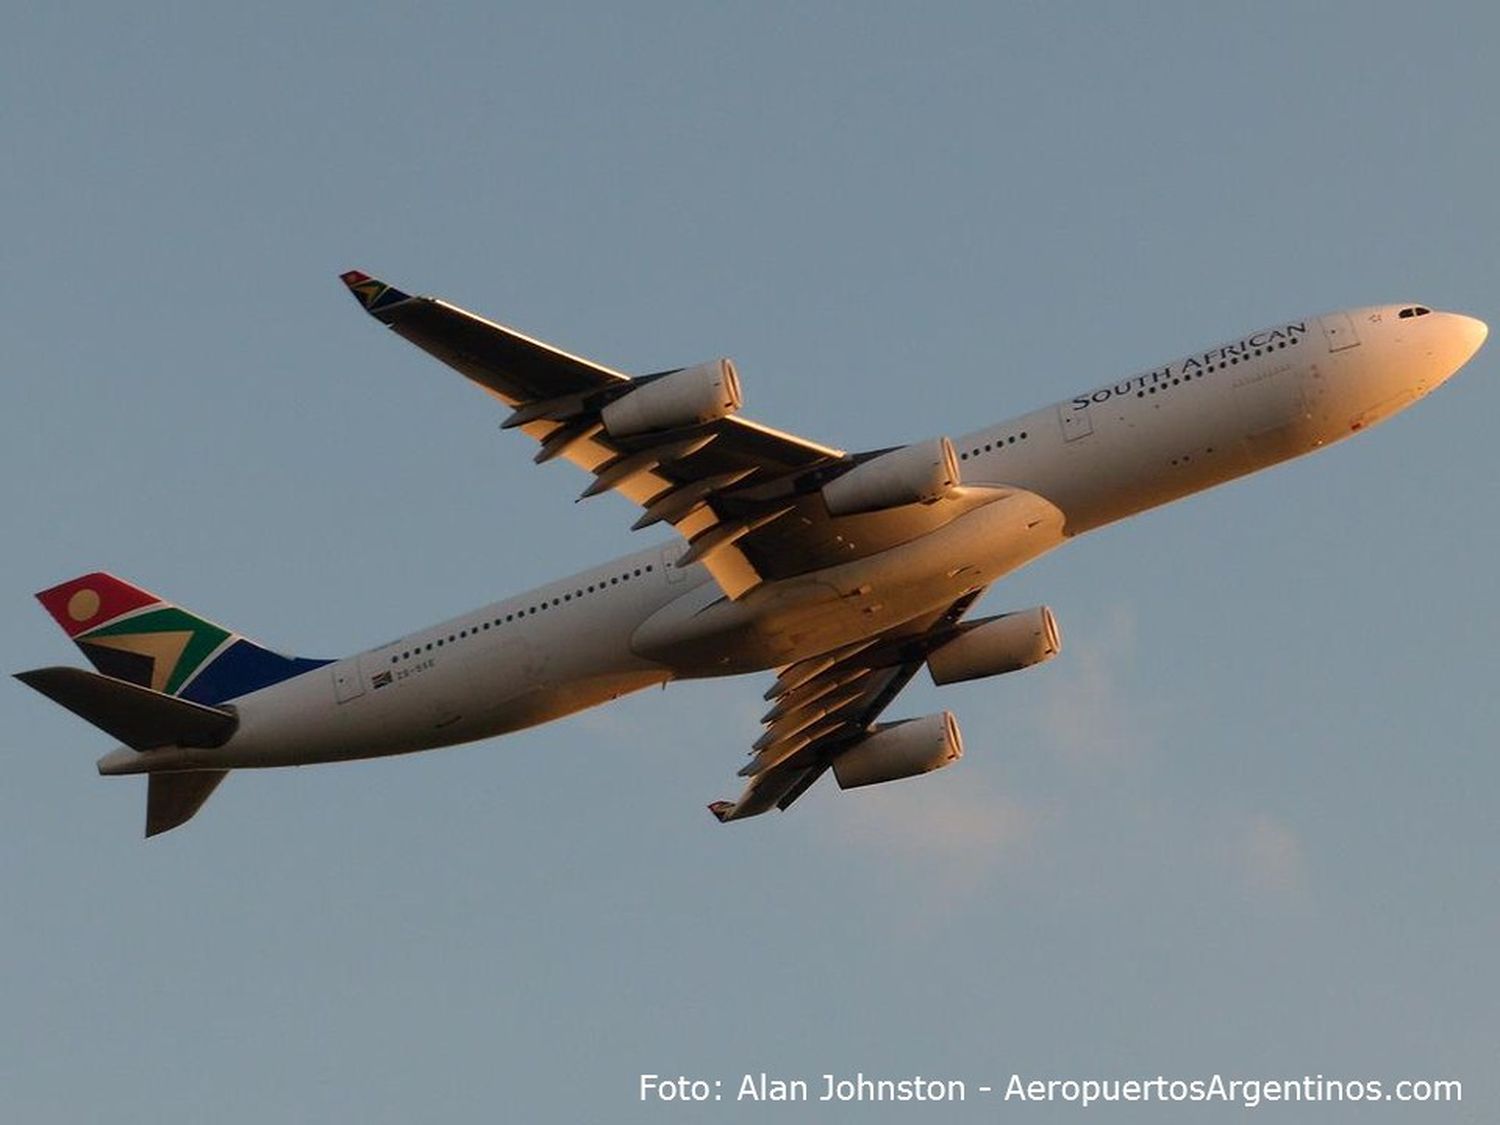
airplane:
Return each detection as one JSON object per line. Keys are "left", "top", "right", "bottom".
{"left": 16, "top": 274, "right": 1488, "bottom": 836}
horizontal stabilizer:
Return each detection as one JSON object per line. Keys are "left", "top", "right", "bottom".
{"left": 147, "top": 770, "right": 229, "bottom": 837}
{"left": 15, "top": 666, "right": 238, "bottom": 751}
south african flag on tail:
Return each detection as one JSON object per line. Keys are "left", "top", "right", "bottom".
{"left": 33, "top": 572, "right": 329, "bottom": 707}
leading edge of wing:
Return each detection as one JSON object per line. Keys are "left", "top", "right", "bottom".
{"left": 728, "top": 415, "right": 844, "bottom": 462}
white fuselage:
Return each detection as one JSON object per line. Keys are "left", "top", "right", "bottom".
{"left": 101, "top": 305, "right": 1485, "bottom": 776}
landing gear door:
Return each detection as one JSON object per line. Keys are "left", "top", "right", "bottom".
{"left": 1058, "top": 401, "right": 1094, "bottom": 441}
{"left": 1319, "top": 312, "right": 1361, "bottom": 352}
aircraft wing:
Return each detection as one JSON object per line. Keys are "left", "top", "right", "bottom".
{"left": 342, "top": 271, "right": 849, "bottom": 598}
{"left": 708, "top": 590, "right": 984, "bottom": 822}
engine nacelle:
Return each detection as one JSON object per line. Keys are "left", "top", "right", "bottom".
{"left": 821, "top": 436, "right": 960, "bottom": 516}
{"left": 926, "top": 606, "right": 1061, "bottom": 686}
{"left": 831, "top": 711, "right": 964, "bottom": 790}
{"left": 600, "top": 359, "right": 742, "bottom": 438}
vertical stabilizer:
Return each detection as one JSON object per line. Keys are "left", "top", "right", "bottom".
{"left": 35, "top": 573, "right": 329, "bottom": 706}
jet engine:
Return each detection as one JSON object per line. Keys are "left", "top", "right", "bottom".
{"left": 831, "top": 711, "right": 963, "bottom": 789}
{"left": 925, "top": 606, "right": 1060, "bottom": 686}
{"left": 601, "top": 359, "right": 742, "bottom": 437}
{"left": 821, "top": 436, "right": 960, "bottom": 516}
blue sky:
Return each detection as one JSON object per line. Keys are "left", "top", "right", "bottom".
{"left": 4, "top": 4, "right": 1498, "bottom": 1122}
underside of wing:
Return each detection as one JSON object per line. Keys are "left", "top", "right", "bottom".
{"left": 343, "top": 272, "right": 1008, "bottom": 604}
{"left": 342, "top": 271, "right": 849, "bottom": 597}
{"left": 708, "top": 590, "right": 986, "bottom": 822}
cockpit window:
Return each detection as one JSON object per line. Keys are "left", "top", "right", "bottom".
{"left": 1398, "top": 306, "right": 1432, "bottom": 319}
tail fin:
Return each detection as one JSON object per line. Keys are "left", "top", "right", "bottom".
{"left": 35, "top": 572, "right": 329, "bottom": 706}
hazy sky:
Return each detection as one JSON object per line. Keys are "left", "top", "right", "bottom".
{"left": 4, "top": 4, "right": 1498, "bottom": 1122}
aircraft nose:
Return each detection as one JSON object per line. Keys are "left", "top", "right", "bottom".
{"left": 1428, "top": 312, "right": 1488, "bottom": 383}
{"left": 1453, "top": 313, "right": 1489, "bottom": 361}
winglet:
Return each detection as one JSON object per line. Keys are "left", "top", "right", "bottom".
{"left": 707, "top": 800, "right": 736, "bottom": 823}
{"left": 339, "top": 270, "right": 412, "bottom": 315}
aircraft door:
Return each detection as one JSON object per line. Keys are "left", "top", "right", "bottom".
{"left": 331, "top": 660, "right": 365, "bottom": 703}
{"left": 1319, "top": 312, "right": 1361, "bottom": 352}
{"left": 662, "top": 542, "right": 688, "bottom": 582}
{"left": 1058, "top": 401, "right": 1094, "bottom": 441}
